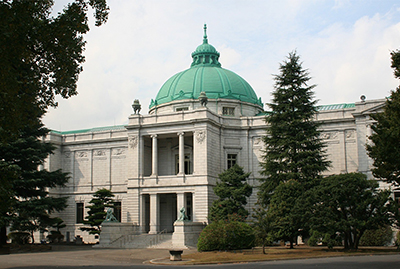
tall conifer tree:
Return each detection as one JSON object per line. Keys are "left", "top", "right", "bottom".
{"left": 258, "top": 51, "right": 329, "bottom": 206}
{"left": 210, "top": 165, "right": 252, "bottom": 221}
{"left": 0, "top": 0, "right": 109, "bottom": 244}
{"left": 366, "top": 50, "right": 400, "bottom": 185}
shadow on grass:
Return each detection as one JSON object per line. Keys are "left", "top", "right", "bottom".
{"left": 182, "top": 246, "right": 400, "bottom": 265}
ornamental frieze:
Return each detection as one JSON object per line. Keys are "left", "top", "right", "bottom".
{"left": 195, "top": 130, "right": 206, "bottom": 144}
{"left": 128, "top": 135, "right": 138, "bottom": 149}
{"left": 113, "top": 148, "right": 126, "bottom": 156}
{"left": 76, "top": 151, "right": 88, "bottom": 158}
{"left": 93, "top": 150, "right": 106, "bottom": 157}
{"left": 320, "top": 131, "right": 338, "bottom": 140}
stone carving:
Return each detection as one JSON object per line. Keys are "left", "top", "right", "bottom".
{"left": 103, "top": 208, "right": 118, "bottom": 223}
{"left": 113, "top": 148, "right": 125, "bottom": 155}
{"left": 129, "top": 135, "right": 138, "bottom": 149}
{"left": 177, "top": 207, "right": 189, "bottom": 221}
{"left": 195, "top": 130, "right": 206, "bottom": 144}
{"left": 77, "top": 151, "right": 88, "bottom": 158}
{"left": 346, "top": 130, "right": 355, "bottom": 139}
{"left": 321, "top": 132, "right": 338, "bottom": 140}
{"left": 253, "top": 137, "right": 262, "bottom": 146}
{"left": 94, "top": 150, "right": 106, "bottom": 156}
{"left": 64, "top": 152, "right": 71, "bottom": 158}
{"left": 321, "top": 132, "right": 330, "bottom": 140}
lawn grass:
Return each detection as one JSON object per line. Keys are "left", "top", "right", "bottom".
{"left": 182, "top": 246, "right": 400, "bottom": 265}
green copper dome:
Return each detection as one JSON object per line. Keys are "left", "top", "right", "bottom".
{"left": 150, "top": 25, "right": 263, "bottom": 108}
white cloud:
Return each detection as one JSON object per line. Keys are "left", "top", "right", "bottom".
{"left": 43, "top": 0, "right": 400, "bottom": 131}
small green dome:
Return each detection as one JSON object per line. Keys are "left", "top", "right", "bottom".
{"left": 150, "top": 25, "right": 263, "bottom": 108}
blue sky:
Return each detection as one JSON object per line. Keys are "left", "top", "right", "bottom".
{"left": 44, "top": 0, "right": 400, "bottom": 131}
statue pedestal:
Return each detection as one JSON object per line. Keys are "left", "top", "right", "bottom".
{"left": 96, "top": 222, "right": 135, "bottom": 248}
{"left": 172, "top": 221, "right": 206, "bottom": 249}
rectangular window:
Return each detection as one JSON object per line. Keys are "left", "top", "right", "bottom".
{"left": 176, "top": 107, "right": 189, "bottom": 112}
{"left": 113, "top": 202, "right": 122, "bottom": 222}
{"left": 76, "top": 202, "right": 84, "bottom": 224}
{"left": 175, "top": 154, "right": 192, "bottom": 174}
{"left": 227, "top": 154, "right": 237, "bottom": 169}
{"left": 222, "top": 107, "right": 235, "bottom": 116}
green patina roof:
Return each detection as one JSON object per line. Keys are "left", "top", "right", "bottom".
{"left": 317, "top": 103, "right": 355, "bottom": 111}
{"left": 150, "top": 24, "right": 263, "bottom": 108}
{"left": 51, "top": 125, "right": 126, "bottom": 135}
{"left": 258, "top": 103, "right": 356, "bottom": 116}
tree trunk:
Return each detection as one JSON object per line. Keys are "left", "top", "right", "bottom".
{"left": 344, "top": 233, "right": 349, "bottom": 249}
{"left": 30, "top": 231, "right": 35, "bottom": 244}
{"left": 0, "top": 226, "right": 7, "bottom": 246}
{"left": 263, "top": 242, "right": 266, "bottom": 254}
{"left": 289, "top": 238, "right": 294, "bottom": 249}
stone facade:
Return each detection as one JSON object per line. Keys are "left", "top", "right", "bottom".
{"left": 44, "top": 97, "right": 386, "bottom": 244}
{"left": 41, "top": 25, "right": 390, "bottom": 246}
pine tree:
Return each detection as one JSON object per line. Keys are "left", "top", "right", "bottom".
{"left": 1, "top": 121, "right": 69, "bottom": 243}
{"left": 210, "top": 165, "right": 252, "bottom": 221}
{"left": 81, "top": 189, "right": 115, "bottom": 235}
{"left": 258, "top": 51, "right": 330, "bottom": 206}
{"left": 267, "top": 180, "right": 305, "bottom": 249}
{"left": 0, "top": 0, "right": 109, "bottom": 245}
{"left": 366, "top": 50, "right": 400, "bottom": 185}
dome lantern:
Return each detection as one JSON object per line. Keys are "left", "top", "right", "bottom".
{"left": 191, "top": 24, "right": 221, "bottom": 67}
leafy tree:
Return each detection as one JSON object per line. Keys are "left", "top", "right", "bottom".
{"left": 366, "top": 50, "right": 400, "bottom": 185}
{"left": 81, "top": 188, "right": 115, "bottom": 235}
{"left": 0, "top": 0, "right": 109, "bottom": 245}
{"left": 308, "top": 173, "right": 398, "bottom": 250}
{"left": 258, "top": 51, "right": 329, "bottom": 207}
{"left": 210, "top": 165, "right": 252, "bottom": 221}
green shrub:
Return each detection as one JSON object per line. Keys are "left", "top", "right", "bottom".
{"left": 308, "top": 231, "right": 342, "bottom": 249}
{"left": 8, "top": 231, "right": 31, "bottom": 245}
{"left": 197, "top": 220, "right": 255, "bottom": 251}
{"left": 359, "top": 226, "right": 393, "bottom": 246}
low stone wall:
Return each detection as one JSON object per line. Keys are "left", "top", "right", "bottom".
{"left": 172, "top": 221, "right": 206, "bottom": 249}
{"left": 95, "top": 222, "right": 136, "bottom": 248}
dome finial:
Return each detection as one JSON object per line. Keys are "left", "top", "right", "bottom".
{"left": 203, "top": 24, "right": 208, "bottom": 44}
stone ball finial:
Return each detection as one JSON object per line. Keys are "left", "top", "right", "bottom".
{"left": 132, "top": 99, "right": 141, "bottom": 114}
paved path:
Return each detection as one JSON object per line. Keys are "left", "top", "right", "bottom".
{"left": 2, "top": 245, "right": 400, "bottom": 269}
{"left": 1, "top": 245, "right": 197, "bottom": 268}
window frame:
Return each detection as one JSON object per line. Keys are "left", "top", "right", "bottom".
{"left": 76, "top": 202, "right": 84, "bottom": 224}
{"left": 222, "top": 107, "right": 235, "bottom": 116}
{"left": 176, "top": 106, "right": 189, "bottom": 112}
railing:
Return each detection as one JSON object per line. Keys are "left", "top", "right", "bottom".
{"left": 148, "top": 229, "right": 168, "bottom": 248}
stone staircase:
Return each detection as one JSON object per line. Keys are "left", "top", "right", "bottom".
{"left": 107, "top": 231, "right": 173, "bottom": 249}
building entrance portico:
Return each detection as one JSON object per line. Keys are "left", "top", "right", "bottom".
{"left": 141, "top": 192, "right": 193, "bottom": 234}
{"left": 141, "top": 132, "right": 194, "bottom": 177}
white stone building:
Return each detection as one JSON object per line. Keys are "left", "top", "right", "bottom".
{"left": 44, "top": 25, "right": 386, "bottom": 245}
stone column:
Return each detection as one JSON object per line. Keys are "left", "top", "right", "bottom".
{"left": 178, "top": 132, "right": 185, "bottom": 175}
{"left": 149, "top": 193, "right": 159, "bottom": 234}
{"left": 151, "top": 134, "right": 158, "bottom": 177}
{"left": 176, "top": 193, "right": 185, "bottom": 220}
{"left": 139, "top": 135, "right": 144, "bottom": 178}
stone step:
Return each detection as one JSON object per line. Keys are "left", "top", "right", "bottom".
{"left": 109, "top": 233, "right": 173, "bottom": 249}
